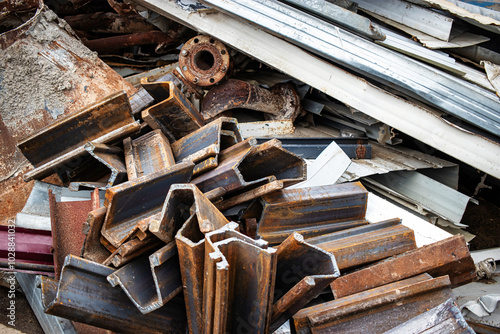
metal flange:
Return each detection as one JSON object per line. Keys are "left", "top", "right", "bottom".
{"left": 179, "top": 35, "right": 231, "bottom": 87}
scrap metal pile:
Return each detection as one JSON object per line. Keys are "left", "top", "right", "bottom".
{"left": 2, "top": 0, "right": 499, "bottom": 333}
{"left": 15, "top": 86, "right": 478, "bottom": 333}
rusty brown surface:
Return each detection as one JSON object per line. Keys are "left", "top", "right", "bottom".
{"left": 48, "top": 189, "right": 98, "bottom": 279}
{"left": 215, "top": 180, "right": 284, "bottom": 212}
{"left": 330, "top": 235, "right": 476, "bottom": 299}
{"left": 123, "top": 129, "right": 175, "bottom": 180}
{"left": 294, "top": 274, "right": 453, "bottom": 334}
{"left": 0, "top": 3, "right": 136, "bottom": 223}
{"left": 192, "top": 138, "right": 306, "bottom": 197}
{"left": 41, "top": 255, "right": 187, "bottom": 333}
{"left": 270, "top": 232, "right": 339, "bottom": 332}
{"left": 142, "top": 81, "right": 204, "bottom": 142}
{"left": 306, "top": 218, "right": 417, "bottom": 271}
{"left": 203, "top": 223, "right": 268, "bottom": 334}
{"left": 240, "top": 182, "right": 368, "bottom": 244}
{"left": 179, "top": 35, "right": 231, "bottom": 87}
{"left": 162, "top": 184, "right": 228, "bottom": 334}
{"left": 150, "top": 184, "right": 229, "bottom": 243}
{"left": 271, "top": 276, "right": 336, "bottom": 333}
{"left": 201, "top": 79, "right": 301, "bottom": 121}
{"left": 64, "top": 12, "right": 157, "bottom": 34}
{"left": 101, "top": 161, "right": 194, "bottom": 248}
{"left": 82, "top": 206, "right": 110, "bottom": 264}
{"left": 171, "top": 116, "right": 242, "bottom": 165}
{"left": 203, "top": 227, "right": 276, "bottom": 334}
{"left": 107, "top": 241, "right": 183, "bottom": 314}
{"left": 81, "top": 31, "right": 178, "bottom": 53}
{"left": 18, "top": 91, "right": 133, "bottom": 168}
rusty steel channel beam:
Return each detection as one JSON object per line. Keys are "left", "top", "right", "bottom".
{"left": 165, "top": 184, "right": 229, "bottom": 334}
{"left": 19, "top": 91, "right": 136, "bottom": 181}
{"left": 383, "top": 298, "right": 474, "bottom": 334}
{"left": 107, "top": 241, "right": 182, "bottom": 314}
{"left": 270, "top": 232, "right": 339, "bottom": 333}
{"left": 193, "top": 138, "right": 306, "bottom": 196}
{"left": 49, "top": 188, "right": 99, "bottom": 279}
{"left": 82, "top": 207, "right": 110, "bottom": 263}
{"left": 149, "top": 184, "right": 229, "bottom": 243}
{"left": 240, "top": 182, "right": 368, "bottom": 244}
{"left": 178, "top": 35, "right": 231, "bottom": 88}
{"left": 106, "top": 235, "right": 163, "bottom": 268}
{"left": 201, "top": 79, "right": 301, "bottom": 121}
{"left": 207, "top": 237, "right": 277, "bottom": 334}
{"left": 171, "top": 117, "right": 242, "bottom": 176}
{"left": 330, "top": 235, "right": 476, "bottom": 299}
{"left": 306, "top": 218, "right": 417, "bottom": 271}
{"left": 69, "top": 142, "right": 127, "bottom": 191}
{"left": 40, "top": 255, "right": 187, "bottom": 333}
{"left": 215, "top": 180, "right": 284, "bottom": 212}
{"left": 203, "top": 222, "right": 268, "bottom": 334}
{"left": 101, "top": 161, "right": 194, "bottom": 248}
{"left": 294, "top": 274, "right": 454, "bottom": 334}
{"left": 142, "top": 81, "right": 204, "bottom": 142}
{"left": 123, "top": 129, "right": 175, "bottom": 180}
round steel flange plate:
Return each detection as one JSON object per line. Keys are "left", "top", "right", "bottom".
{"left": 179, "top": 35, "right": 230, "bottom": 87}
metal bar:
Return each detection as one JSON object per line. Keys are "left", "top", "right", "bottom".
{"left": 294, "top": 274, "right": 453, "bottom": 334}
{"left": 110, "top": 238, "right": 163, "bottom": 268}
{"left": 49, "top": 189, "right": 97, "bottom": 279}
{"left": 208, "top": 237, "right": 277, "bottom": 333}
{"left": 82, "top": 207, "right": 110, "bottom": 263}
{"left": 23, "top": 121, "right": 141, "bottom": 182}
{"left": 215, "top": 180, "right": 283, "bottom": 212}
{"left": 0, "top": 226, "right": 52, "bottom": 265}
{"left": 281, "top": 0, "right": 385, "bottom": 40}
{"left": 192, "top": 138, "right": 306, "bottom": 195}
{"left": 40, "top": 255, "right": 187, "bottom": 333}
{"left": 271, "top": 275, "right": 336, "bottom": 333}
{"left": 355, "top": 0, "right": 453, "bottom": 41}
{"left": 16, "top": 272, "right": 77, "bottom": 334}
{"left": 171, "top": 117, "right": 242, "bottom": 164}
{"left": 306, "top": 218, "right": 417, "bottom": 270}
{"left": 240, "top": 182, "right": 368, "bottom": 244}
{"left": 383, "top": 298, "right": 474, "bottom": 334}
{"left": 203, "top": 222, "right": 268, "bottom": 334}
{"left": 123, "top": 129, "right": 175, "bottom": 180}
{"left": 149, "top": 183, "right": 229, "bottom": 243}
{"left": 365, "top": 170, "right": 473, "bottom": 225}
{"left": 130, "top": 0, "right": 500, "bottom": 180}
{"left": 201, "top": 79, "right": 301, "bottom": 121}
{"left": 107, "top": 241, "right": 182, "bottom": 314}
{"left": 101, "top": 161, "right": 194, "bottom": 248}
{"left": 168, "top": 184, "right": 230, "bottom": 334}
{"left": 81, "top": 31, "right": 178, "bottom": 53}
{"left": 63, "top": 12, "right": 156, "bottom": 34}
{"left": 18, "top": 91, "right": 134, "bottom": 168}
{"left": 255, "top": 137, "right": 372, "bottom": 159}
{"left": 68, "top": 142, "right": 128, "bottom": 191}
{"left": 142, "top": 81, "right": 204, "bottom": 142}
{"left": 330, "top": 235, "right": 476, "bottom": 299}
{"left": 270, "top": 232, "right": 339, "bottom": 332}
{"left": 202, "top": 0, "right": 500, "bottom": 137}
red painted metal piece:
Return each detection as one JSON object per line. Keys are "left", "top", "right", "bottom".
{"left": 49, "top": 189, "right": 99, "bottom": 279}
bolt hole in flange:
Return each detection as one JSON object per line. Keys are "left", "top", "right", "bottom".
{"left": 179, "top": 35, "right": 231, "bottom": 87}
